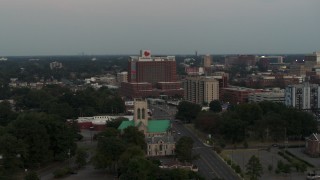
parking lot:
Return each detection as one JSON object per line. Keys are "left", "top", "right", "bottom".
{"left": 222, "top": 147, "right": 312, "bottom": 180}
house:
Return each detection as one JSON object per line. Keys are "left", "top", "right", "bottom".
{"left": 305, "top": 133, "right": 320, "bottom": 157}
{"left": 118, "top": 98, "right": 175, "bottom": 156}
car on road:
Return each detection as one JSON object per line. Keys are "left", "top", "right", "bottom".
{"left": 177, "top": 132, "right": 181, "bottom": 135}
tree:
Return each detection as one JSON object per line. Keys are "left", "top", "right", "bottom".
{"left": 122, "top": 126, "right": 146, "bottom": 150}
{"left": 75, "top": 148, "right": 88, "bottom": 169}
{"left": 246, "top": 155, "right": 263, "bottom": 180}
{"left": 0, "top": 100, "right": 17, "bottom": 126}
{"left": 0, "top": 134, "right": 27, "bottom": 172}
{"left": 24, "top": 171, "right": 40, "bottom": 180}
{"left": 194, "top": 111, "right": 221, "bottom": 133}
{"left": 209, "top": 100, "right": 222, "bottom": 113}
{"left": 175, "top": 136, "right": 195, "bottom": 162}
{"left": 8, "top": 114, "right": 51, "bottom": 167}
{"left": 92, "top": 136, "right": 126, "bottom": 172}
{"left": 176, "top": 101, "right": 201, "bottom": 123}
{"left": 119, "top": 157, "right": 158, "bottom": 180}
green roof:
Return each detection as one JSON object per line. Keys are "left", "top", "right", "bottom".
{"left": 118, "top": 120, "right": 134, "bottom": 130}
{"left": 117, "top": 120, "right": 170, "bottom": 133}
{"left": 147, "top": 120, "right": 170, "bottom": 133}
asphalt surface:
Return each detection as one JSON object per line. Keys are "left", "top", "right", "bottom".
{"left": 174, "top": 123, "right": 240, "bottom": 180}
{"left": 151, "top": 103, "right": 240, "bottom": 180}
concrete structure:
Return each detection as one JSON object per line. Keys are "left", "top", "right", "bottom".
{"left": 49, "top": 61, "right": 63, "bottom": 69}
{"left": 305, "top": 133, "right": 320, "bottom": 157}
{"left": 73, "top": 115, "right": 133, "bottom": 130}
{"left": 258, "top": 56, "right": 283, "bottom": 64}
{"left": 285, "top": 83, "right": 320, "bottom": 110}
{"left": 203, "top": 54, "right": 212, "bottom": 68}
{"left": 117, "top": 71, "right": 128, "bottom": 84}
{"left": 225, "top": 55, "right": 256, "bottom": 67}
{"left": 183, "top": 76, "right": 219, "bottom": 105}
{"left": 120, "top": 50, "right": 183, "bottom": 98}
{"left": 245, "top": 74, "right": 302, "bottom": 89}
{"left": 118, "top": 99, "right": 175, "bottom": 157}
{"left": 221, "top": 86, "right": 265, "bottom": 104}
{"left": 248, "top": 88, "right": 285, "bottom": 103}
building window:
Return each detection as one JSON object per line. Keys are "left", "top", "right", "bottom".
{"left": 160, "top": 144, "right": 163, "bottom": 151}
{"left": 137, "top": 108, "right": 141, "bottom": 119}
{"left": 142, "top": 108, "right": 145, "bottom": 119}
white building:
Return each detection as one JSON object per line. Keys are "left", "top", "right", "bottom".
{"left": 249, "top": 88, "right": 285, "bottom": 103}
{"left": 285, "top": 83, "right": 320, "bottom": 110}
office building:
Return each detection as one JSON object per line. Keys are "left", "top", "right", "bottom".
{"left": 203, "top": 54, "right": 212, "bottom": 68}
{"left": 285, "top": 83, "right": 320, "bottom": 110}
{"left": 183, "top": 76, "right": 219, "bottom": 105}
{"left": 248, "top": 88, "right": 285, "bottom": 103}
{"left": 221, "top": 86, "right": 264, "bottom": 104}
{"left": 120, "top": 50, "right": 183, "bottom": 98}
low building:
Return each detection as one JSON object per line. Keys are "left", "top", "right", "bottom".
{"left": 248, "top": 88, "right": 285, "bottom": 103}
{"left": 221, "top": 86, "right": 265, "bottom": 104}
{"left": 159, "top": 161, "right": 198, "bottom": 172}
{"left": 305, "top": 133, "right": 320, "bottom": 157}
{"left": 146, "top": 136, "right": 175, "bottom": 156}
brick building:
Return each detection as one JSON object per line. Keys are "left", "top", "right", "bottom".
{"left": 221, "top": 86, "right": 265, "bottom": 104}
{"left": 120, "top": 50, "right": 183, "bottom": 98}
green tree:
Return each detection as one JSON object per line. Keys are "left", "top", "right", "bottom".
{"left": 246, "top": 155, "right": 263, "bottom": 180}
{"left": 175, "top": 136, "right": 195, "bottom": 162}
{"left": 0, "top": 134, "right": 27, "bottom": 172}
{"left": 24, "top": 171, "right": 40, "bottom": 180}
{"left": 8, "top": 115, "right": 51, "bottom": 167}
{"left": 120, "top": 157, "right": 158, "bottom": 180}
{"left": 75, "top": 148, "right": 88, "bottom": 169}
{"left": 209, "top": 100, "right": 222, "bottom": 113}
{"left": 0, "top": 101, "right": 17, "bottom": 126}
{"left": 122, "top": 126, "right": 146, "bottom": 150}
{"left": 92, "top": 136, "right": 126, "bottom": 172}
{"left": 176, "top": 101, "right": 201, "bottom": 123}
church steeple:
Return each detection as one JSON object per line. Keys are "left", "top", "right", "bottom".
{"left": 133, "top": 98, "right": 149, "bottom": 133}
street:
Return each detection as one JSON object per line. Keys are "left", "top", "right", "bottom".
{"left": 151, "top": 103, "right": 240, "bottom": 180}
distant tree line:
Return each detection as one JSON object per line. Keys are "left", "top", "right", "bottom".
{"left": 176, "top": 100, "right": 317, "bottom": 145}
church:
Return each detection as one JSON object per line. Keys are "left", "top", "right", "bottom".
{"left": 118, "top": 98, "right": 175, "bottom": 156}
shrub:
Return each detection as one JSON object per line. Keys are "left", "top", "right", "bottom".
{"left": 24, "top": 171, "right": 40, "bottom": 180}
{"left": 53, "top": 167, "right": 72, "bottom": 178}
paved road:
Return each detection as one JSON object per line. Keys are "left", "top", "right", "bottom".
{"left": 174, "top": 122, "right": 240, "bottom": 180}
{"left": 152, "top": 103, "right": 239, "bottom": 180}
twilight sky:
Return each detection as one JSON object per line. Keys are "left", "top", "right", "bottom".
{"left": 0, "top": 0, "right": 319, "bottom": 56}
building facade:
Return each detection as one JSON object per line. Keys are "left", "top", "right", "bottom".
{"left": 120, "top": 50, "right": 183, "bottom": 98}
{"left": 221, "top": 86, "right": 265, "bottom": 104}
{"left": 203, "top": 54, "right": 212, "bottom": 68}
{"left": 248, "top": 88, "right": 285, "bottom": 103}
{"left": 305, "top": 133, "right": 320, "bottom": 157}
{"left": 285, "top": 83, "right": 320, "bottom": 110}
{"left": 118, "top": 99, "right": 175, "bottom": 157}
{"left": 183, "top": 76, "right": 219, "bottom": 105}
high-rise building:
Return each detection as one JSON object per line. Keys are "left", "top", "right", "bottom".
{"left": 203, "top": 54, "right": 212, "bottom": 68}
{"left": 120, "top": 50, "right": 183, "bottom": 98}
{"left": 117, "top": 72, "right": 128, "bottom": 84}
{"left": 285, "top": 83, "right": 320, "bottom": 110}
{"left": 128, "top": 50, "right": 177, "bottom": 85}
{"left": 183, "top": 76, "right": 219, "bottom": 105}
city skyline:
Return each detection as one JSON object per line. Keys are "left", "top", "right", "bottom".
{"left": 0, "top": 0, "right": 320, "bottom": 56}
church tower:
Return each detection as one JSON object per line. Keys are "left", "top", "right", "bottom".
{"left": 133, "top": 98, "right": 149, "bottom": 133}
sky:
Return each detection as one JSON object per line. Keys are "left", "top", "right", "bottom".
{"left": 0, "top": 0, "right": 319, "bottom": 56}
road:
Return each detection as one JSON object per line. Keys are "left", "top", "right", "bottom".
{"left": 151, "top": 103, "right": 240, "bottom": 180}
{"left": 174, "top": 122, "right": 240, "bottom": 180}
